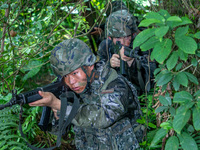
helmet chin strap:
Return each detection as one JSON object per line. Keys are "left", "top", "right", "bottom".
{"left": 79, "top": 66, "right": 95, "bottom": 94}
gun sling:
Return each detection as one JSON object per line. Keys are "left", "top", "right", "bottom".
{"left": 19, "top": 91, "right": 80, "bottom": 150}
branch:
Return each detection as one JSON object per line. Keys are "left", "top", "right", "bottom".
{"left": 1, "top": 3, "right": 10, "bottom": 57}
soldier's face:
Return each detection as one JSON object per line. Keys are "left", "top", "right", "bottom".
{"left": 64, "top": 65, "right": 94, "bottom": 94}
{"left": 113, "top": 36, "right": 131, "bottom": 47}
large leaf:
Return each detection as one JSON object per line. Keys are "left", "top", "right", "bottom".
{"left": 151, "top": 38, "right": 172, "bottom": 64}
{"left": 173, "top": 91, "right": 193, "bottom": 103}
{"left": 194, "top": 31, "right": 200, "bottom": 39}
{"left": 175, "top": 26, "right": 197, "bottom": 54}
{"left": 174, "top": 72, "right": 188, "bottom": 87}
{"left": 150, "top": 128, "right": 168, "bottom": 147}
{"left": 145, "top": 11, "right": 166, "bottom": 22}
{"left": 178, "top": 49, "right": 188, "bottom": 61}
{"left": 139, "top": 19, "right": 162, "bottom": 27}
{"left": 167, "top": 17, "right": 193, "bottom": 29}
{"left": 158, "top": 9, "right": 171, "bottom": 19}
{"left": 167, "top": 16, "right": 182, "bottom": 22}
{"left": 133, "top": 28, "right": 156, "bottom": 49}
{"left": 193, "top": 106, "right": 200, "bottom": 130}
{"left": 184, "top": 72, "right": 199, "bottom": 85}
{"left": 159, "top": 95, "right": 170, "bottom": 106}
{"left": 155, "top": 26, "right": 169, "bottom": 38}
{"left": 156, "top": 71, "right": 173, "bottom": 86}
{"left": 165, "top": 136, "right": 179, "bottom": 150}
{"left": 166, "top": 51, "right": 179, "bottom": 71}
{"left": 173, "top": 108, "right": 191, "bottom": 134}
{"left": 140, "top": 36, "right": 160, "bottom": 51}
{"left": 179, "top": 132, "right": 198, "bottom": 150}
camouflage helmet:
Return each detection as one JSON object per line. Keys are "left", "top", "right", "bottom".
{"left": 50, "top": 38, "right": 96, "bottom": 77}
{"left": 106, "top": 10, "right": 138, "bottom": 37}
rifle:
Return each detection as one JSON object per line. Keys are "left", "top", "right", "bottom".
{"left": 0, "top": 77, "right": 66, "bottom": 131}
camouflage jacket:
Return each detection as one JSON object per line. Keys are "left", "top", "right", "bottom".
{"left": 66, "top": 61, "right": 143, "bottom": 150}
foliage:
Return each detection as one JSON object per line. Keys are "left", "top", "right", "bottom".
{"left": 133, "top": 9, "right": 200, "bottom": 149}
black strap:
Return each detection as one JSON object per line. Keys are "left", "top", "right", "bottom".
{"left": 19, "top": 91, "right": 80, "bottom": 150}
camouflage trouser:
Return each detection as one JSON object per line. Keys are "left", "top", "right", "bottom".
{"left": 73, "top": 117, "right": 140, "bottom": 150}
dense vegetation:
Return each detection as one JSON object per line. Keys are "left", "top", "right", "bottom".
{"left": 0, "top": 0, "right": 199, "bottom": 149}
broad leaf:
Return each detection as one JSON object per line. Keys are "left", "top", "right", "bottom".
{"left": 166, "top": 51, "right": 179, "bottom": 71}
{"left": 173, "top": 78, "right": 180, "bottom": 91}
{"left": 165, "top": 136, "right": 179, "bottom": 150}
{"left": 158, "top": 9, "right": 171, "bottom": 19}
{"left": 145, "top": 11, "right": 165, "bottom": 22}
{"left": 174, "top": 72, "right": 188, "bottom": 87}
{"left": 173, "top": 91, "right": 193, "bottom": 103}
{"left": 184, "top": 72, "right": 199, "bottom": 85}
{"left": 150, "top": 128, "right": 168, "bottom": 147}
{"left": 156, "top": 71, "right": 173, "bottom": 86}
{"left": 151, "top": 38, "right": 172, "bottom": 64}
{"left": 167, "top": 16, "right": 182, "bottom": 22}
{"left": 194, "top": 31, "right": 200, "bottom": 39}
{"left": 133, "top": 28, "right": 156, "bottom": 49}
{"left": 177, "top": 49, "right": 188, "bottom": 61}
{"left": 155, "top": 106, "right": 168, "bottom": 113}
{"left": 175, "top": 35, "right": 197, "bottom": 54}
{"left": 191, "top": 58, "right": 198, "bottom": 66}
{"left": 179, "top": 132, "right": 198, "bottom": 150}
{"left": 139, "top": 19, "right": 162, "bottom": 27}
{"left": 193, "top": 106, "right": 200, "bottom": 130}
{"left": 155, "top": 26, "right": 169, "bottom": 38}
{"left": 159, "top": 96, "right": 169, "bottom": 106}
{"left": 175, "top": 26, "right": 189, "bottom": 37}
{"left": 173, "top": 108, "right": 191, "bottom": 134}
{"left": 167, "top": 17, "right": 192, "bottom": 29}
{"left": 140, "top": 36, "right": 160, "bottom": 51}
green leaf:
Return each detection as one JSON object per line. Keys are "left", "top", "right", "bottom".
{"left": 174, "top": 72, "right": 188, "bottom": 87}
{"left": 184, "top": 72, "right": 199, "bottom": 85}
{"left": 173, "top": 91, "right": 193, "bottom": 103}
{"left": 178, "top": 49, "right": 188, "bottom": 61}
{"left": 155, "top": 106, "right": 168, "bottom": 113}
{"left": 176, "top": 36, "right": 197, "bottom": 54}
{"left": 155, "top": 26, "right": 169, "bottom": 38}
{"left": 191, "top": 58, "right": 198, "bottom": 66}
{"left": 160, "top": 121, "right": 172, "bottom": 130}
{"left": 173, "top": 108, "right": 191, "bottom": 134}
{"left": 193, "top": 106, "right": 200, "bottom": 130}
{"left": 175, "top": 63, "right": 183, "bottom": 71}
{"left": 165, "top": 136, "right": 179, "bottom": 150}
{"left": 175, "top": 26, "right": 189, "bottom": 37}
{"left": 194, "top": 31, "right": 200, "bottom": 39}
{"left": 158, "top": 9, "right": 171, "bottom": 19}
{"left": 156, "top": 71, "right": 173, "bottom": 86}
{"left": 159, "top": 96, "right": 169, "bottom": 106}
{"left": 150, "top": 128, "right": 168, "bottom": 147}
{"left": 140, "top": 36, "right": 160, "bottom": 51}
{"left": 133, "top": 28, "right": 156, "bottom": 49}
{"left": 139, "top": 19, "right": 162, "bottom": 27}
{"left": 179, "top": 132, "right": 198, "bottom": 150}
{"left": 151, "top": 38, "right": 172, "bottom": 64}
{"left": 166, "top": 51, "right": 179, "bottom": 70}
{"left": 167, "top": 17, "right": 193, "bottom": 29}
{"left": 169, "top": 107, "right": 176, "bottom": 116}
{"left": 172, "top": 79, "right": 180, "bottom": 91}
{"left": 167, "top": 16, "right": 182, "bottom": 22}
{"left": 145, "top": 11, "right": 166, "bottom": 22}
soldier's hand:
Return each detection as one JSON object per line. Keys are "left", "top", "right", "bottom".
{"left": 29, "top": 91, "right": 61, "bottom": 111}
{"left": 120, "top": 47, "right": 134, "bottom": 67}
{"left": 110, "top": 54, "right": 120, "bottom": 68}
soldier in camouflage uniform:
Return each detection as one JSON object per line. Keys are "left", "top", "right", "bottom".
{"left": 29, "top": 38, "right": 144, "bottom": 149}
{"left": 98, "top": 10, "right": 157, "bottom": 95}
